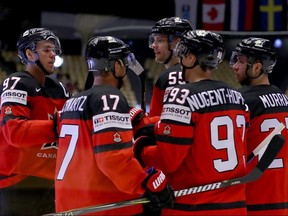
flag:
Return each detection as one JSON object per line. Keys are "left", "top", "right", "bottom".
{"left": 230, "top": 0, "right": 254, "bottom": 31}
{"left": 175, "top": 0, "right": 198, "bottom": 29}
{"left": 202, "top": 0, "right": 226, "bottom": 30}
{"left": 258, "top": 0, "right": 286, "bottom": 31}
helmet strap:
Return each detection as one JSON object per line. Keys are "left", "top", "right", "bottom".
{"left": 112, "top": 71, "right": 125, "bottom": 89}
{"left": 164, "top": 50, "right": 173, "bottom": 65}
{"left": 242, "top": 63, "right": 263, "bottom": 86}
{"left": 180, "top": 57, "right": 198, "bottom": 80}
{"left": 112, "top": 60, "right": 126, "bottom": 89}
{"left": 246, "top": 66, "right": 264, "bottom": 80}
{"left": 184, "top": 62, "right": 198, "bottom": 70}
{"left": 36, "top": 60, "right": 50, "bottom": 75}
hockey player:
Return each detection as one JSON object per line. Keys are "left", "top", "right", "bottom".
{"left": 134, "top": 30, "right": 250, "bottom": 215}
{"left": 54, "top": 35, "right": 175, "bottom": 215}
{"left": 230, "top": 37, "right": 288, "bottom": 215}
{"left": 148, "top": 16, "right": 192, "bottom": 116}
{"left": 0, "top": 28, "right": 71, "bottom": 215}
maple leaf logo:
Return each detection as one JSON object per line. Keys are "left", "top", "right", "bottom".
{"left": 207, "top": 7, "right": 218, "bottom": 21}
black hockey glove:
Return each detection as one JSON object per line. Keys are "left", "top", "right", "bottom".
{"left": 134, "top": 120, "right": 159, "bottom": 140}
{"left": 133, "top": 136, "right": 156, "bottom": 167}
{"left": 52, "top": 111, "right": 60, "bottom": 139}
{"left": 142, "top": 167, "right": 175, "bottom": 216}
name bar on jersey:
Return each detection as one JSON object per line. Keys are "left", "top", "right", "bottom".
{"left": 187, "top": 88, "right": 245, "bottom": 112}
{"left": 62, "top": 96, "right": 87, "bottom": 112}
{"left": 259, "top": 93, "right": 288, "bottom": 108}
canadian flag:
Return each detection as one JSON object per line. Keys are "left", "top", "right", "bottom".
{"left": 202, "top": 0, "right": 226, "bottom": 30}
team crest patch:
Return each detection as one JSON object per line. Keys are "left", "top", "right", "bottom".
{"left": 41, "top": 142, "right": 58, "bottom": 149}
{"left": 163, "top": 124, "right": 171, "bottom": 135}
{"left": 4, "top": 106, "right": 12, "bottom": 115}
{"left": 113, "top": 132, "right": 122, "bottom": 142}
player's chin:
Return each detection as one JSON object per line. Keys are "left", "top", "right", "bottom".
{"left": 155, "top": 57, "right": 165, "bottom": 64}
{"left": 46, "top": 67, "right": 55, "bottom": 74}
{"left": 237, "top": 78, "right": 245, "bottom": 84}
{"left": 234, "top": 74, "right": 241, "bottom": 82}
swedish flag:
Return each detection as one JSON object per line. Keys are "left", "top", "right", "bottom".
{"left": 259, "top": 0, "right": 286, "bottom": 31}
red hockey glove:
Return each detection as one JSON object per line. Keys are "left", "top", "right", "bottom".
{"left": 142, "top": 167, "right": 175, "bottom": 214}
{"left": 129, "top": 107, "right": 146, "bottom": 127}
{"left": 133, "top": 136, "right": 156, "bottom": 167}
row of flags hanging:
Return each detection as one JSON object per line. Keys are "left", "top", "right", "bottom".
{"left": 175, "top": 0, "right": 288, "bottom": 31}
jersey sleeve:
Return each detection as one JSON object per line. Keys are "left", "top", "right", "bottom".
{"left": 149, "top": 84, "right": 164, "bottom": 117}
{"left": 146, "top": 110, "right": 193, "bottom": 173}
{"left": 1, "top": 75, "right": 57, "bottom": 147}
{"left": 143, "top": 88, "right": 193, "bottom": 172}
{"left": 0, "top": 73, "right": 69, "bottom": 179}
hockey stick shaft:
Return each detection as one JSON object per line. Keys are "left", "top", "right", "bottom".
{"left": 247, "top": 122, "right": 285, "bottom": 162}
{"left": 139, "top": 71, "right": 146, "bottom": 112}
{"left": 43, "top": 134, "right": 285, "bottom": 216}
{"left": 174, "top": 134, "right": 284, "bottom": 196}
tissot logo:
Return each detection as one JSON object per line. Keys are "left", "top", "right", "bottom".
{"left": 92, "top": 112, "right": 132, "bottom": 132}
{"left": 1, "top": 89, "right": 28, "bottom": 106}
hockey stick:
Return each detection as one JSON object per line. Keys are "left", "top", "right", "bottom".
{"left": 247, "top": 122, "right": 285, "bottom": 162}
{"left": 43, "top": 134, "right": 285, "bottom": 216}
{"left": 139, "top": 70, "right": 146, "bottom": 112}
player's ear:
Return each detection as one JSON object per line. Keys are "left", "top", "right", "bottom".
{"left": 26, "top": 49, "right": 36, "bottom": 62}
{"left": 114, "top": 59, "right": 126, "bottom": 77}
{"left": 253, "top": 62, "right": 263, "bottom": 75}
{"left": 188, "top": 52, "right": 196, "bottom": 65}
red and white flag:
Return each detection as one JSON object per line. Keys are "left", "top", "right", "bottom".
{"left": 202, "top": 0, "right": 226, "bottom": 30}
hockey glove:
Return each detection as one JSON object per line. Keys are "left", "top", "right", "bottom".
{"left": 134, "top": 116, "right": 160, "bottom": 140}
{"left": 133, "top": 136, "right": 156, "bottom": 167}
{"left": 129, "top": 107, "right": 146, "bottom": 127}
{"left": 129, "top": 107, "right": 160, "bottom": 140}
{"left": 52, "top": 111, "right": 60, "bottom": 139}
{"left": 142, "top": 167, "right": 175, "bottom": 215}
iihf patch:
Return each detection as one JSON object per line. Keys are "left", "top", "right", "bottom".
{"left": 113, "top": 132, "right": 122, "bottom": 142}
{"left": 4, "top": 106, "right": 12, "bottom": 115}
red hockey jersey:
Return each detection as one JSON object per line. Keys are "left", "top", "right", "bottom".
{"left": 0, "top": 71, "right": 70, "bottom": 187}
{"left": 143, "top": 80, "right": 250, "bottom": 215}
{"left": 240, "top": 85, "right": 288, "bottom": 215}
{"left": 149, "top": 63, "right": 187, "bottom": 117}
{"left": 55, "top": 85, "right": 149, "bottom": 215}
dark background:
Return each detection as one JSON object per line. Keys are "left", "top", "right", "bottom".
{"left": 0, "top": 0, "right": 287, "bottom": 91}
{"left": 0, "top": 0, "right": 175, "bottom": 50}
